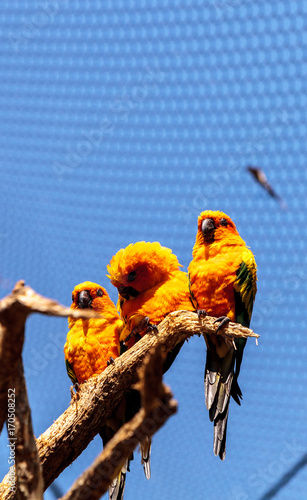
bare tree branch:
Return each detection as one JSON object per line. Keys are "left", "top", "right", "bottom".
{"left": 0, "top": 307, "right": 258, "bottom": 499}
{"left": 0, "top": 282, "right": 102, "bottom": 500}
{"left": 60, "top": 345, "right": 177, "bottom": 500}
{"left": 7, "top": 361, "right": 44, "bottom": 500}
{"left": 0, "top": 280, "right": 100, "bottom": 434}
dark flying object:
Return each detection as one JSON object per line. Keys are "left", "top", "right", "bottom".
{"left": 247, "top": 166, "right": 287, "bottom": 209}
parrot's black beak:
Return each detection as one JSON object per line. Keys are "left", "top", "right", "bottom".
{"left": 78, "top": 290, "right": 93, "bottom": 309}
{"left": 201, "top": 218, "right": 215, "bottom": 243}
{"left": 118, "top": 285, "right": 139, "bottom": 300}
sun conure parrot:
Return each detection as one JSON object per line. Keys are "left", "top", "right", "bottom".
{"left": 107, "top": 241, "right": 195, "bottom": 471}
{"left": 64, "top": 281, "right": 127, "bottom": 500}
{"left": 188, "top": 211, "right": 257, "bottom": 460}
{"left": 107, "top": 241, "right": 194, "bottom": 354}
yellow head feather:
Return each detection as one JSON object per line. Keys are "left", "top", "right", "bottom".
{"left": 107, "top": 241, "right": 182, "bottom": 293}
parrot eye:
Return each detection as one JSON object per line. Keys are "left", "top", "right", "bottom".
{"left": 96, "top": 289, "right": 103, "bottom": 297}
{"left": 220, "top": 218, "right": 228, "bottom": 227}
{"left": 127, "top": 271, "right": 136, "bottom": 282}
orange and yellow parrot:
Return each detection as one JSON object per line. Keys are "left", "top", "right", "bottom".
{"left": 107, "top": 241, "right": 194, "bottom": 353}
{"left": 107, "top": 241, "right": 195, "bottom": 473}
{"left": 64, "top": 281, "right": 122, "bottom": 384}
{"left": 188, "top": 211, "right": 257, "bottom": 460}
{"left": 64, "top": 281, "right": 127, "bottom": 500}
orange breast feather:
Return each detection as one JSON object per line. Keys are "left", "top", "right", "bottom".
{"left": 189, "top": 243, "right": 244, "bottom": 320}
{"left": 64, "top": 317, "right": 121, "bottom": 384}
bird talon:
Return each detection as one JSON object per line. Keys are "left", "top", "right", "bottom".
{"left": 124, "top": 317, "right": 150, "bottom": 344}
{"left": 214, "top": 316, "right": 231, "bottom": 333}
{"left": 107, "top": 357, "right": 115, "bottom": 366}
{"left": 197, "top": 309, "right": 208, "bottom": 320}
{"left": 70, "top": 382, "right": 81, "bottom": 401}
{"left": 146, "top": 323, "right": 158, "bottom": 335}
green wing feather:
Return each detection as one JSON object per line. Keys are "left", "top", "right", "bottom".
{"left": 233, "top": 250, "right": 257, "bottom": 380}
{"left": 188, "top": 272, "right": 198, "bottom": 310}
{"left": 234, "top": 250, "right": 257, "bottom": 327}
{"left": 65, "top": 359, "right": 78, "bottom": 385}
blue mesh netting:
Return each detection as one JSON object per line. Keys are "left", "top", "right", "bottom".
{"left": 1, "top": 1, "right": 307, "bottom": 499}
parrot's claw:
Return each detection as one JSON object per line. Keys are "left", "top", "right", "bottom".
{"left": 123, "top": 317, "right": 158, "bottom": 345}
{"left": 124, "top": 317, "right": 150, "bottom": 345}
{"left": 197, "top": 309, "right": 208, "bottom": 320}
{"left": 70, "top": 382, "right": 81, "bottom": 401}
{"left": 107, "top": 357, "right": 115, "bottom": 366}
{"left": 146, "top": 323, "right": 158, "bottom": 335}
{"left": 214, "top": 316, "right": 231, "bottom": 333}
{"left": 136, "top": 316, "right": 151, "bottom": 332}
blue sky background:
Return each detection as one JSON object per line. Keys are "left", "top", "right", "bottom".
{"left": 1, "top": 1, "right": 307, "bottom": 499}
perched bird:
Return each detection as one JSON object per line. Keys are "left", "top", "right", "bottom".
{"left": 64, "top": 281, "right": 122, "bottom": 384}
{"left": 107, "top": 241, "right": 194, "bottom": 352}
{"left": 188, "top": 211, "right": 257, "bottom": 460}
{"left": 107, "top": 241, "right": 195, "bottom": 473}
{"left": 247, "top": 166, "right": 287, "bottom": 209}
{"left": 64, "top": 281, "right": 126, "bottom": 500}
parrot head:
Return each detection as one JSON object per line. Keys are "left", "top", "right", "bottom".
{"left": 71, "top": 281, "right": 114, "bottom": 314}
{"left": 196, "top": 211, "right": 240, "bottom": 246}
{"left": 107, "top": 241, "right": 182, "bottom": 299}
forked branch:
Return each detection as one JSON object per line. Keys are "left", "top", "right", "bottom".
{"left": 0, "top": 283, "right": 259, "bottom": 499}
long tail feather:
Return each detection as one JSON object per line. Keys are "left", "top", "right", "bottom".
{"left": 213, "top": 401, "right": 229, "bottom": 460}
{"left": 100, "top": 426, "right": 129, "bottom": 500}
{"left": 140, "top": 436, "right": 152, "bottom": 479}
{"left": 204, "top": 337, "right": 242, "bottom": 460}
{"left": 109, "top": 467, "right": 127, "bottom": 500}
